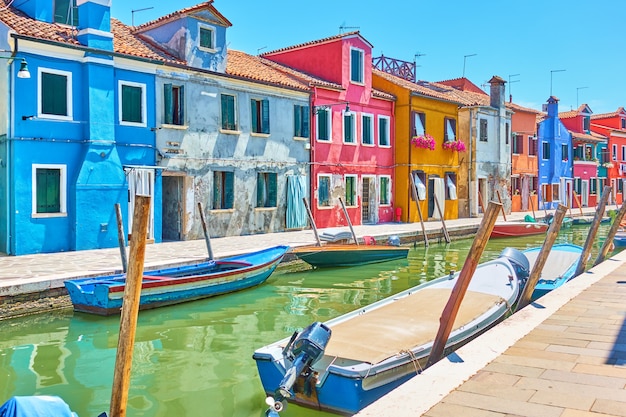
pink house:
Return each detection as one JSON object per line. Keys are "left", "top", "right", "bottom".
{"left": 263, "top": 32, "right": 396, "bottom": 228}
{"left": 590, "top": 107, "right": 626, "bottom": 205}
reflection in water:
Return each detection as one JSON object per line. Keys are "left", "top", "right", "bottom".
{"left": 0, "top": 225, "right": 615, "bottom": 417}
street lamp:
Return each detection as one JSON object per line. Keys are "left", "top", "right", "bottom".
{"left": 314, "top": 102, "right": 352, "bottom": 116}
{"left": 0, "top": 56, "right": 30, "bottom": 78}
{"left": 550, "top": 69, "right": 566, "bottom": 96}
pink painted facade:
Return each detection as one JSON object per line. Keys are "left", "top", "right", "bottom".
{"left": 263, "top": 32, "right": 396, "bottom": 228}
{"left": 509, "top": 102, "right": 540, "bottom": 212}
{"left": 590, "top": 108, "right": 626, "bottom": 205}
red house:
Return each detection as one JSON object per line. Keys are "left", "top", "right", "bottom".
{"left": 262, "top": 32, "right": 396, "bottom": 228}
{"left": 590, "top": 107, "right": 626, "bottom": 205}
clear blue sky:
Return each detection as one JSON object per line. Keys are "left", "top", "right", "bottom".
{"left": 112, "top": 0, "right": 626, "bottom": 114}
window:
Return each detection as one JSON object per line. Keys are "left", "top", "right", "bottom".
{"left": 39, "top": 68, "right": 72, "bottom": 120}
{"left": 378, "top": 116, "right": 390, "bottom": 147}
{"left": 379, "top": 176, "right": 391, "bottom": 205}
{"left": 32, "top": 164, "right": 66, "bottom": 216}
{"left": 213, "top": 171, "right": 234, "bottom": 209}
{"left": 199, "top": 26, "right": 215, "bottom": 50}
{"left": 316, "top": 108, "right": 331, "bottom": 141}
{"left": 622, "top": 146, "right": 626, "bottom": 161}
{"left": 54, "top": 0, "right": 78, "bottom": 26}
{"left": 444, "top": 118, "right": 456, "bottom": 142}
{"left": 612, "top": 144, "right": 618, "bottom": 161}
{"left": 479, "top": 119, "right": 488, "bottom": 142}
{"left": 531, "top": 176, "right": 538, "bottom": 194}
{"left": 251, "top": 98, "right": 270, "bottom": 134}
{"left": 163, "top": 84, "right": 184, "bottom": 125}
{"left": 622, "top": 118, "right": 626, "bottom": 129}
{"left": 528, "top": 136, "right": 537, "bottom": 156}
{"left": 411, "top": 170, "right": 426, "bottom": 201}
{"left": 221, "top": 94, "right": 237, "bottom": 131}
{"left": 562, "top": 144, "right": 568, "bottom": 161}
{"left": 362, "top": 114, "right": 374, "bottom": 145}
{"left": 345, "top": 175, "right": 357, "bottom": 206}
{"left": 552, "top": 183, "right": 560, "bottom": 201}
{"left": 574, "top": 178, "right": 581, "bottom": 194}
{"left": 542, "top": 142, "right": 550, "bottom": 160}
{"left": 542, "top": 184, "right": 552, "bottom": 202}
{"left": 119, "top": 81, "right": 146, "bottom": 126}
{"left": 583, "top": 116, "right": 590, "bottom": 132}
{"left": 619, "top": 179, "right": 624, "bottom": 194}
{"left": 294, "top": 105, "right": 310, "bottom": 138}
{"left": 590, "top": 178, "right": 597, "bottom": 195}
{"left": 512, "top": 134, "right": 523, "bottom": 154}
{"left": 445, "top": 173, "right": 457, "bottom": 200}
{"left": 350, "top": 48, "right": 364, "bottom": 83}
{"left": 412, "top": 112, "right": 426, "bottom": 136}
{"left": 343, "top": 112, "right": 356, "bottom": 144}
{"left": 318, "top": 175, "right": 331, "bottom": 207}
{"left": 256, "top": 172, "right": 277, "bottom": 208}
{"left": 505, "top": 123, "right": 510, "bottom": 145}
{"left": 511, "top": 176, "right": 521, "bottom": 196}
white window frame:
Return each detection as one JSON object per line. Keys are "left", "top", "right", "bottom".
{"left": 379, "top": 175, "right": 391, "bottom": 206}
{"left": 342, "top": 110, "right": 357, "bottom": 144}
{"left": 361, "top": 113, "right": 374, "bottom": 146}
{"left": 32, "top": 164, "right": 67, "bottom": 217}
{"left": 413, "top": 112, "right": 425, "bottom": 136}
{"left": 378, "top": 115, "right": 390, "bottom": 147}
{"left": 315, "top": 108, "right": 332, "bottom": 142}
{"left": 344, "top": 174, "right": 358, "bottom": 207}
{"left": 317, "top": 173, "right": 332, "bottom": 208}
{"left": 118, "top": 80, "right": 147, "bottom": 127}
{"left": 349, "top": 47, "right": 364, "bottom": 84}
{"left": 612, "top": 144, "right": 618, "bottom": 161}
{"left": 37, "top": 67, "right": 73, "bottom": 121}
{"left": 198, "top": 23, "right": 216, "bottom": 52}
{"left": 622, "top": 145, "right": 626, "bottom": 161}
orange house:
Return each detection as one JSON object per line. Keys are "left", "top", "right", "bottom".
{"left": 509, "top": 102, "right": 541, "bottom": 212}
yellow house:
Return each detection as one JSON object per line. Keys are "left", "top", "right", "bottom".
{"left": 373, "top": 69, "right": 471, "bottom": 222}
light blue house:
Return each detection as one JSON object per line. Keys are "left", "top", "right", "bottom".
{"left": 0, "top": 1, "right": 312, "bottom": 254}
{"left": 537, "top": 96, "right": 573, "bottom": 210}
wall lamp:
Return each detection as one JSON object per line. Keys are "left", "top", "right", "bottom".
{"left": 0, "top": 56, "right": 30, "bottom": 79}
{"left": 22, "top": 115, "right": 36, "bottom": 121}
{"left": 314, "top": 102, "right": 352, "bottom": 117}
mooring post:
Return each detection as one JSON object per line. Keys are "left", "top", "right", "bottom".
{"left": 575, "top": 185, "right": 612, "bottom": 276}
{"left": 594, "top": 200, "right": 626, "bottom": 266}
{"left": 109, "top": 195, "right": 151, "bottom": 417}
{"left": 516, "top": 204, "right": 567, "bottom": 312}
{"left": 426, "top": 201, "right": 501, "bottom": 368}
{"left": 409, "top": 173, "right": 429, "bottom": 247}
{"left": 302, "top": 197, "right": 322, "bottom": 247}
{"left": 338, "top": 197, "right": 359, "bottom": 246}
{"left": 197, "top": 202, "right": 214, "bottom": 260}
{"left": 115, "top": 203, "right": 128, "bottom": 273}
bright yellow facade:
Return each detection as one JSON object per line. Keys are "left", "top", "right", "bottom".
{"left": 373, "top": 72, "right": 461, "bottom": 222}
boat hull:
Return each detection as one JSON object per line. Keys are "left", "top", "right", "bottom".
{"left": 490, "top": 221, "right": 549, "bottom": 238}
{"left": 64, "top": 245, "right": 288, "bottom": 315}
{"left": 291, "top": 244, "right": 409, "bottom": 267}
{"left": 524, "top": 243, "right": 583, "bottom": 299}
{"left": 254, "top": 251, "right": 525, "bottom": 415}
{"left": 614, "top": 232, "right": 626, "bottom": 248}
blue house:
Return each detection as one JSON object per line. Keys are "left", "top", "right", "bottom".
{"left": 537, "top": 96, "right": 573, "bottom": 210}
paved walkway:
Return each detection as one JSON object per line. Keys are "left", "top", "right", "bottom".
{"left": 358, "top": 247, "right": 626, "bottom": 417}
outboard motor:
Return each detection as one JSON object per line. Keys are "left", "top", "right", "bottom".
{"left": 499, "top": 247, "right": 530, "bottom": 281}
{"left": 267, "top": 322, "right": 332, "bottom": 414}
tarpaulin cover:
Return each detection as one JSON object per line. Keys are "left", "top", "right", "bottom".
{"left": 0, "top": 396, "right": 78, "bottom": 417}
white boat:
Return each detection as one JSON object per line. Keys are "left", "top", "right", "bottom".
{"left": 254, "top": 248, "right": 530, "bottom": 415}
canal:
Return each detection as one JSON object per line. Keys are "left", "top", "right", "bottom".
{"left": 0, "top": 224, "right": 616, "bottom": 417}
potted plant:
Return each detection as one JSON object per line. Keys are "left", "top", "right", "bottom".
{"left": 411, "top": 134, "right": 436, "bottom": 150}
{"left": 442, "top": 140, "right": 466, "bottom": 152}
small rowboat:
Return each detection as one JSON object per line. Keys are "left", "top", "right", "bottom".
{"left": 64, "top": 245, "right": 289, "bottom": 315}
{"left": 524, "top": 243, "right": 583, "bottom": 299}
{"left": 490, "top": 221, "right": 549, "bottom": 238}
{"left": 290, "top": 244, "right": 409, "bottom": 268}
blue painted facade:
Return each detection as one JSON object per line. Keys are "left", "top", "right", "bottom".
{"left": 537, "top": 96, "right": 573, "bottom": 209}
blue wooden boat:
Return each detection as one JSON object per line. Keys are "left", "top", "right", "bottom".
{"left": 524, "top": 243, "right": 583, "bottom": 300}
{"left": 290, "top": 244, "right": 409, "bottom": 267}
{"left": 0, "top": 396, "right": 78, "bottom": 417}
{"left": 613, "top": 231, "right": 626, "bottom": 248}
{"left": 254, "top": 248, "right": 530, "bottom": 415}
{"left": 65, "top": 245, "right": 289, "bottom": 315}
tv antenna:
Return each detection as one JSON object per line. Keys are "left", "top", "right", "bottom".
{"left": 339, "top": 24, "right": 360, "bottom": 33}
{"left": 132, "top": 7, "right": 154, "bottom": 27}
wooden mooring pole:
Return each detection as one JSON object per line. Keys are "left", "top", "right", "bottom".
{"left": 409, "top": 173, "right": 429, "bottom": 247}
{"left": 426, "top": 201, "right": 501, "bottom": 368}
{"left": 575, "top": 186, "right": 612, "bottom": 276}
{"left": 516, "top": 204, "right": 567, "bottom": 312}
{"left": 496, "top": 190, "right": 507, "bottom": 221}
{"left": 338, "top": 197, "right": 359, "bottom": 246}
{"left": 594, "top": 200, "right": 626, "bottom": 266}
{"left": 115, "top": 203, "right": 128, "bottom": 273}
{"left": 109, "top": 195, "right": 151, "bottom": 417}
{"left": 433, "top": 194, "right": 450, "bottom": 244}
{"left": 197, "top": 202, "right": 214, "bottom": 260}
{"left": 302, "top": 197, "right": 322, "bottom": 247}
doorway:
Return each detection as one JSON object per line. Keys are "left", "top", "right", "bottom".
{"left": 162, "top": 174, "right": 187, "bottom": 241}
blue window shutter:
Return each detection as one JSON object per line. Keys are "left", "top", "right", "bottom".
{"left": 262, "top": 99, "right": 270, "bottom": 134}
{"left": 178, "top": 85, "right": 185, "bottom": 125}
{"left": 256, "top": 173, "right": 264, "bottom": 207}
{"left": 268, "top": 173, "right": 277, "bottom": 207}
{"left": 225, "top": 172, "right": 234, "bottom": 209}
{"left": 294, "top": 105, "right": 301, "bottom": 137}
{"left": 164, "top": 84, "right": 173, "bottom": 124}
{"left": 251, "top": 100, "right": 258, "bottom": 132}
{"left": 303, "top": 106, "right": 310, "bottom": 137}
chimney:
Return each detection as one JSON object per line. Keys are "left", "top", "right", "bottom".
{"left": 77, "top": 0, "right": 113, "bottom": 51}
{"left": 546, "top": 96, "right": 559, "bottom": 118}
{"left": 488, "top": 75, "right": 506, "bottom": 109}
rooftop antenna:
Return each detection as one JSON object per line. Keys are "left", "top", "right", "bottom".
{"left": 132, "top": 6, "right": 154, "bottom": 27}
{"left": 257, "top": 46, "right": 267, "bottom": 56}
{"left": 339, "top": 24, "right": 360, "bottom": 34}
{"left": 508, "top": 74, "right": 520, "bottom": 102}
{"left": 462, "top": 53, "right": 477, "bottom": 78}
{"left": 576, "top": 86, "right": 588, "bottom": 108}
{"left": 413, "top": 52, "right": 425, "bottom": 82}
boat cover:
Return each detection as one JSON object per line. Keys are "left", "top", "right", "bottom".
{"left": 0, "top": 396, "right": 78, "bottom": 417}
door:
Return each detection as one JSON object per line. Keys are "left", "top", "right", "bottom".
{"left": 162, "top": 175, "right": 185, "bottom": 241}
{"left": 361, "top": 176, "right": 377, "bottom": 224}
{"left": 126, "top": 168, "right": 155, "bottom": 240}
{"left": 581, "top": 180, "right": 589, "bottom": 207}
{"left": 429, "top": 176, "right": 445, "bottom": 220}
{"left": 286, "top": 175, "right": 308, "bottom": 229}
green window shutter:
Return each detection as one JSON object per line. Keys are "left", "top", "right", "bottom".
{"left": 221, "top": 95, "right": 228, "bottom": 129}
{"left": 178, "top": 85, "right": 185, "bottom": 125}
{"left": 268, "top": 173, "right": 277, "bottom": 207}
{"left": 363, "top": 117, "right": 371, "bottom": 143}
{"left": 200, "top": 28, "right": 213, "bottom": 49}
{"left": 36, "top": 169, "right": 60, "bottom": 213}
{"left": 122, "top": 85, "right": 142, "bottom": 123}
{"left": 213, "top": 172, "right": 222, "bottom": 209}
{"left": 351, "top": 49, "right": 362, "bottom": 82}
{"left": 344, "top": 115, "right": 353, "bottom": 142}
{"left": 164, "top": 84, "right": 173, "bottom": 124}
{"left": 261, "top": 99, "right": 270, "bottom": 134}
{"left": 294, "top": 105, "right": 302, "bottom": 137}
{"left": 318, "top": 111, "right": 328, "bottom": 140}
{"left": 41, "top": 72, "right": 68, "bottom": 116}
{"left": 319, "top": 177, "right": 330, "bottom": 206}
{"left": 225, "top": 172, "right": 234, "bottom": 209}
{"left": 251, "top": 99, "right": 258, "bottom": 132}
{"left": 222, "top": 95, "right": 235, "bottom": 130}
{"left": 302, "top": 106, "right": 310, "bottom": 137}
{"left": 256, "top": 173, "right": 265, "bottom": 207}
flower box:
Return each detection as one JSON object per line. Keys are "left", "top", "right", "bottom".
{"left": 411, "top": 134, "right": 436, "bottom": 150}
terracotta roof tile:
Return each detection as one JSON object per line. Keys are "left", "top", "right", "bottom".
{"left": 436, "top": 77, "right": 487, "bottom": 95}
{"left": 591, "top": 107, "right": 626, "bottom": 119}
{"left": 506, "top": 101, "right": 541, "bottom": 114}
{"left": 262, "top": 31, "right": 365, "bottom": 56}
{"left": 135, "top": 1, "right": 232, "bottom": 31}
{"left": 570, "top": 131, "right": 607, "bottom": 143}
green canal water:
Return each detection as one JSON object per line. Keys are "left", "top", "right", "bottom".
{"left": 0, "top": 225, "right": 616, "bottom": 417}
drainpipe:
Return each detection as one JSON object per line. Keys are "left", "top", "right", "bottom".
{"left": 407, "top": 92, "right": 413, "bottom": 222}
{"left": 310, "top": 87, "right": 317, "bottom": 219}
{"left": 468, "top": 107, "right": 475, "bottom": 217}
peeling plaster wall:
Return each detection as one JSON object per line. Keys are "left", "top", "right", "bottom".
{"left": 155, "top": 71, "right": 310, "bottom": 239}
